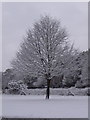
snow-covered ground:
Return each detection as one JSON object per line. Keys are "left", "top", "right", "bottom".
{"left": 2, "top": 95, "right": 88, "bottom": 118}
{"left": 0, "top": 94, "right": 2, "bottom": 118}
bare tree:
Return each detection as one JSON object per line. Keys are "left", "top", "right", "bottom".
{"left": 11, "top": 15, "right": 78, "bottom": 99}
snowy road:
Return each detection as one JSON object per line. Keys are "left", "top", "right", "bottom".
{"left": 2, "top": 95, "right": 88, "bottom": 118}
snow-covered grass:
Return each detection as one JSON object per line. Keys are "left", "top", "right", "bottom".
{"left": 21, "top": 87, "right": 89, "bottom": 96}
{"left": 5, "top": 87, "right": 89, "bottom": 96}
{"left": 2, "top": 95, "right": 88, "bottom": 118}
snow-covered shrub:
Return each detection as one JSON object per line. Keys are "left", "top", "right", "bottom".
{"left": 23, "top": 75, "right": 37, "bottom": 89}
{"left": 7, "top": 80, "right": 27, "bottom": 95}
{"left": 62, "top": 74, "right": 78, "bottom": 88}
{"left": 75, "top": 79, "right": 88, "bottom": 88}
{"left": 51, "top": 75, "right": 63, "bottom": 88}
{"left": 87, "top": 88, "right": 90, "bottom": 96}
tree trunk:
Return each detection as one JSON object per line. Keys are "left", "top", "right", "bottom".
{"left": 46, "top": 79, "right": 50, "bottom": 99}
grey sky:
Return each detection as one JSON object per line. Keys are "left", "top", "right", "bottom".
{"left": 2, "top": 2, "right": 88, "bottom": 72}
{"left": 0, "top": 2, "right": 2, "bottom": 72}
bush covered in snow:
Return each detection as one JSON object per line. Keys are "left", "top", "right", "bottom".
{"left": 7, "top": 80, "right": 28, "bottom": 95}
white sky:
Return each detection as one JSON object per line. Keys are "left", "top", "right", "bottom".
{"left": 1, "top": 2, "right": 88, "bottom": 71}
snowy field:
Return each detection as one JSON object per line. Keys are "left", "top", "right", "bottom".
{"left": 2, "top": 95, "right": 88, "bottom": 118}
{"left": 0, "top": 94, "right": 2, "bottom": 118}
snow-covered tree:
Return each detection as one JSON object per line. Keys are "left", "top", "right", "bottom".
{"left": 11, "top": 15, "right": 78, "bottom": 99}
{"left": 2, "top": 69, "right": 15, "bottom": 92}
{"left": 75, "top": 51, "right": 88, "bottom": 88}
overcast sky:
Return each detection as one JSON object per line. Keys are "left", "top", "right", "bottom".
{"left": 2, "top": 2, "right": 88, "bottom": 72}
